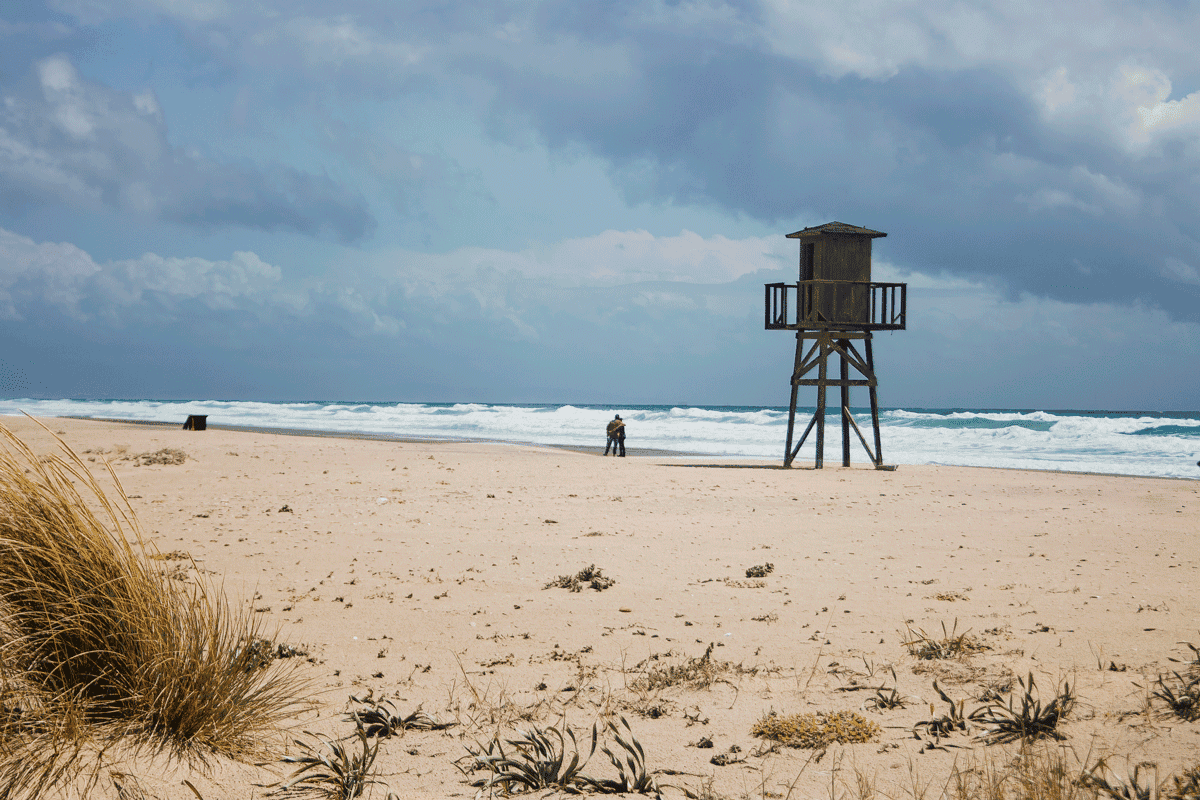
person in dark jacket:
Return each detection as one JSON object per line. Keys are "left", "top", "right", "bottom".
{"left": 604, "top": 415, "right": 625, "bottom": 456}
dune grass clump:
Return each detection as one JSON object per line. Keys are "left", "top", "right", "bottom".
{"left": 751, "top": 710, "right": 880, "bottom": 749}
{"left": 0, "top": 422, "right": 308, "bottom": 795}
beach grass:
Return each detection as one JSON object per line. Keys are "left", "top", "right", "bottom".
{"left": 0, "top": 421, "right": 309, "bottom": 796}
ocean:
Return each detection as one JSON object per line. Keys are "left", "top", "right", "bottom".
{"left": 1, "top": 399, "right": 1198, "bottom": 480}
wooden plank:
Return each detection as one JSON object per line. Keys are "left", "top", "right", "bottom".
{"left": 843, "top": 407, "right": 877, "bottom": 463}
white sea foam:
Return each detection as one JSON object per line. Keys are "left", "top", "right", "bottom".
{"left": 1, "top": 399, "right": 1197, "bottom": 480}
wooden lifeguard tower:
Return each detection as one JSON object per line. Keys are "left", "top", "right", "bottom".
{"left": 765, "top": 222, "right": 906, "bottom": 468}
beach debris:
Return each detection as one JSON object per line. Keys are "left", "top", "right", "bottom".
{"left": 710, "top": 745, "right": 744, "bottom": 766}
{"left": 544, "top": 564, "right": 615, "bottom": 592}
{"left": 148, "top": 550, "right": 191, "bottom": 561}
{"left": 745, "top": 563, "right": 774, "bottom": 578}
{"left": 278, "top": 504, "right": 293, "bottom": 512}
{"left": 752, "top": 710, "right": 880, "bottom": 749}
{"left": 723, "top": 578, "right": 765, "bottom": 589}
{"left": 237, "top": 637, "right": 310, "bottom": 671}
{"left": 125, "top": 447, "right": 187, "bottom": 466}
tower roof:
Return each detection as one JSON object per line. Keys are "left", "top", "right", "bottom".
{"left": 786, "top": 221, "right": 887, "bottom": 239}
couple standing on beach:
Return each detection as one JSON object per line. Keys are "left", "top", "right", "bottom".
{"left": 605, "top": 415, "right": 626, "bottom": 457}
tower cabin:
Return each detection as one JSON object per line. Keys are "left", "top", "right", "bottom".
{"left": 766, "top": 221, "right": 904, "bottom": 331}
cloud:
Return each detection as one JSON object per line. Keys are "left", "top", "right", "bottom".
{"left": 0, "top": 227, "right": 99, "bottom": 320}
{"left": 388, "top": 228, "right": 790, "bottom": 289}
{"left": 2, "top": 224, "right": 1199, "bottom": 407}
{"left": 0, "top": 226, "right": 290, "bottom": 324}
{"left": 0, "top": 55, "right": 374, "bottom": 241}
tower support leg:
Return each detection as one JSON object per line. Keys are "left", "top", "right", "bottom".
{"left": 840, "top": 339, "right": 851, "bottom": 467}
{"left": 783, "top": 332, "right": 804, "bottom": 467}
{"left": 815, "top": 335, "right": 827, "bottom": 470}
{"left": 865, "top": 333, "right": 883, "bottom": 466}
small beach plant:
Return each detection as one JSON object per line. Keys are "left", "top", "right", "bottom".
{"left": 1150, "top": 671, "right": 1200, "bottom": 722}
{"left": 1081, "top": 760, "right": 1165, "bottom": 800}
{"left": 912, "top": 681, "right": 969, "bottom": 742}
{"left": 346, "top": 693, "right": 455, "bottom": 737}
{"left": 461, "top": 721, "right": 596, "bottom": 794}
{"left": 969, "top": 672, "right": 1074, "bottom": 744}
{"left": 581, "top": 716, "right": 663, "bottom": 798}
{"left": 269, "top": 730, "right": 381, "bottom": 799}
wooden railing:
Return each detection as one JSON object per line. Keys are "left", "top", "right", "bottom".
{"left": 765, "top": 280, "right": 906, "bottom": 331}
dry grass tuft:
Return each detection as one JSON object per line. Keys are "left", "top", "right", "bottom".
{"left": 947, "top": 745, "right": 1090, "bottom": 800}
{"left": 0, "top": 421, "right": 309, "bottom": 797}
{"left": 903, "top": 620, "right": 989, "bottom": 661}
{"left": 751, "top": 710, "right": 880, "bottom": 749}
{"left": 629, "top": 643, "right": 756, "bottom": 693}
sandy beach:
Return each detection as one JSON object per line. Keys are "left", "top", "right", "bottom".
{"left": 5, "top": 415, "right": 1199, "bottom": 800}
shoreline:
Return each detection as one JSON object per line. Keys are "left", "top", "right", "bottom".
{"left": 61, "top": 414, "right": 749, "bottom": 460}
{"left": 53, "top": 413, "right": 1200, "bottom": 481}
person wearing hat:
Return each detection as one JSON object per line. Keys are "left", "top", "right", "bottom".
{"left": 604, "top": 414, "right": 626, "bottom": 457}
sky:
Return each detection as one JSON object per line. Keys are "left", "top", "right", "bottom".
{"left": 1, "top": 1, "right": 1199, "bottom": 410}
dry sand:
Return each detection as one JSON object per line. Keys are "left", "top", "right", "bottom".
{"left": 5, "top": 415, "right": 1199, "bottom": 799}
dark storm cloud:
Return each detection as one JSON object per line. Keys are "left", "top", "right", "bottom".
{"left": 0, "top": 54, "right": 374, "bottom": 242}
{"left": 446, "top": 4, "right": 1200, "bottom": 320}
